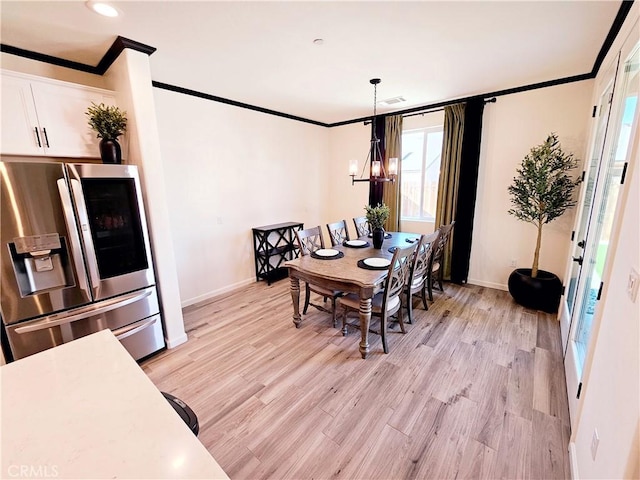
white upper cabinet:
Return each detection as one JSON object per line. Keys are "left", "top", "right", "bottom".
{"left": 1, "top": 70, "right": 117, "bottom": 158}
{"left": 1, "top": 74, "right": 42, "bottom": 156}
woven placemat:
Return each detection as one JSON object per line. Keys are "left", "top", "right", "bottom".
{"left": 343, "top": 240, "right": 371, "bottom": 248}
{"left": 357, "top": 258, "right": 391, "bottom": 270}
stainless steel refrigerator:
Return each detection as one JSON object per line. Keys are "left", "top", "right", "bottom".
{"left": 0, "top": 161, "right": 165, "bottom": 361}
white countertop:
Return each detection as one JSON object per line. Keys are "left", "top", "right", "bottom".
{"left": 0, "top": 330, "right": 229, "bottom": 480}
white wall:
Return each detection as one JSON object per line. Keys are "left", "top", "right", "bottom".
{"left": 469, "top": 81, "right": 593, "bottom": 290}
{"left": 326, "top": 121, "right": 371, "bottom": 226}
{"left": 153, "top": 89, "right": 330, "bottom": 306}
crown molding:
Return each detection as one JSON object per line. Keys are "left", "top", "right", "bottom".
{"left": 0, "top": 35, "right": 156, "bottom": 76}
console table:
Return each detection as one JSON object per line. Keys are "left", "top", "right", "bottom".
{"left": 252, "top": 222, "right": 303, "bottom": 285}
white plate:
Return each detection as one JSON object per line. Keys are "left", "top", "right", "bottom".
{"left": 315, "top": 249, "right": 339, "bottom": 257}
{"left": 363, "top": 257, "right": 391, "bottom": 268}
{"left": 345, "top": 240, "right": 367, "bottom": 247}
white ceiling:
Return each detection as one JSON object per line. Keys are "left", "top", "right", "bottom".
{"left": 0, "top": 1, "right": 621, "bottom": 124}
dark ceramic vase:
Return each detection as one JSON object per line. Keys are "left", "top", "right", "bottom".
{"left": 372, "top": 227, "right": 385, "bottom": 249}
{"left": 99, "top": 138, "right": 122, "bottom": 164}
{"left": 507, "top": 268, "right": 562, "bottom": 313}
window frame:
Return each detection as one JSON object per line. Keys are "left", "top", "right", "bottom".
{"left": 400, "top": 125, "right": 444, "bottom": 222}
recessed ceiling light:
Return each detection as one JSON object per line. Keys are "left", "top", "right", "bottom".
{"left": 313, "top": 39, "right": 324, "bottom": 46}
{"left": 86, "top": 1, "right": 119, "bottom": 17}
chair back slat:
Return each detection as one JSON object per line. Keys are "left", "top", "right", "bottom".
{"left": 384, "top": 243, "right": 417, "bottom": 305}
{"left": 432, "top": 221, "right": 455, "bottom": 265}
{"left": 353, "top": 216, "right": 371, "bottom": 237}
{"left": 326, "top": 220, "right": 350, "bottom": 246}
{"left": 408, "top": 233, "right": 437, "bottom": 287}
{"left": 295, "top": 226, "right": 325, "bottom": 256}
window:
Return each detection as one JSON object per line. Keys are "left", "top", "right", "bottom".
{"left": 400, "top": 126, "right": 444, "bottom": 221}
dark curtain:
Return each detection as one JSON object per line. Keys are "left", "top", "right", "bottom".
{"left": 435, "top": 103, "right": 465, "bottom": 281}
{"left": 451, "top": 98, "right": 485, "bottom": 284}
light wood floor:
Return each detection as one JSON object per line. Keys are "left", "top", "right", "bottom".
{"left": 142, "top": 280, "right": 571, "bottom": 480}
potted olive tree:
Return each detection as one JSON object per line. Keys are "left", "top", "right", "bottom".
{"left": 86, "top": 102, "right": 127, "bottom": 164}
{"left": 365, "top": 203, "right": 390, "bottom": 249}
{"left": 507, "top": 133, "right": 581, "bottom": 313}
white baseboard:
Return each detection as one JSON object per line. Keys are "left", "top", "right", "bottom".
{"left": 180, "top": 277, "right": 255, "bottom": 308}
{"left": 466, "top": 278, "right": 508, "bottom": 291}
{"left": 569, "top": 441, "right": 579, "bottom": 479}
{"left": 165, "top": 332, "right": 188, "bottom": 349}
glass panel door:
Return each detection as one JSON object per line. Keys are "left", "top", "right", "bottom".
{"left": 572, "top": 46, "right": 639, "bottom": 369}
{"left": 81, "top": 178, "right": 149, "bottom": 279}
{"left": 565, "top": 83, "right": 614, "bottom": 320}
{"left": 562, "top": 37, "right": 639, "bottom": 426}
{"left": 560, "top": 67, "right": 616, "bottom": 357}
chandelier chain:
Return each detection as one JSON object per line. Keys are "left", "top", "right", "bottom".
{"left": 371, "top": 80, "right": 381, "bottom": 166}
{"left": 373, "top": 82, "right": 377, "bottom": 119}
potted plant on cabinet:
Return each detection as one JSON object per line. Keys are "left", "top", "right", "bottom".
{"left": 365, "top": 203, "right": 390, "bottom": 249}
{"left": 507, "top": 132, "right": 581, "bottom": 313}
{"left": 86, "top": 102, "right": 127, "bottom": 164}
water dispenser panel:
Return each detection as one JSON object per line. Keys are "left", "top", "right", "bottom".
{"left": 14, "top": 234, "right": 61, "bottom": 254}
{"left": 9, "top": 234, "right": 73, "bottom": 297}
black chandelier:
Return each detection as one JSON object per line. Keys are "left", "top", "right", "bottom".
{"left": 350, "top": 78, "right": 398, "bottom": 185}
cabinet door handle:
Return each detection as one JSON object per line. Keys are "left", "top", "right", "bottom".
{"left": 42, "top": 127, "right": 50, "bottom": 148}
{"left": 34, "top": 127, "right": 42, "bottom": 147}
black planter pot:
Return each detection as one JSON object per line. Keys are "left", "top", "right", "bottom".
{"left": 99, "top": 138, "right": 122, "bottom": 164}
{"left": 372, "top": 228, "right": 385, "bottom": 249}
{"left": 508, "top": 268, "right": 562, "bottom": 313}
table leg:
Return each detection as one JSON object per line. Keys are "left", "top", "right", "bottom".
{"left": 290, "top": 276, "right": 301, "bottom": 328}
{"left": 358, "top": 297, "right": 372, "bottom": 358}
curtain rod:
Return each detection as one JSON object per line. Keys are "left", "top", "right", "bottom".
{"left": 403, "top": 107, "right": 444, "bottom": 119}
{"left": 403, "top": 97, "right": 496, "bottom": 119}
{"left": 365, "top": 97, "right": 497, "bottom": 124}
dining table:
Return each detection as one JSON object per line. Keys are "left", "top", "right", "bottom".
{"left": 284, "top": 231, "right": 421, "bottom": 358}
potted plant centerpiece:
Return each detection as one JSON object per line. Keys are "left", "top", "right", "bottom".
{"left": 507, "top": 133, "right": 581, "bottom": 313}
{"left": 365, "top": 202, "right": 390, "bottom": 249}
{"left": 86, "top": 102, "right": 127, "bottom": 164}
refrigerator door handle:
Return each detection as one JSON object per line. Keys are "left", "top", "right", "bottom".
{"left": 113, "top": 316, "right": 157, "bottom": 341}
{"left": 57, "top": 178, "right": 91, "bottom": 298}
{"left": 68, "top": 178, "right": 101, "bottom": 295}
{"left": 14, "top": 288, "right": 153, "bottom": 334}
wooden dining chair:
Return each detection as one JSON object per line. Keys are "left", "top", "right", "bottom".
{"left": 326, "top": 220, "right": 351, "bottom": 247}
{"left": 296, "top": 225, "right": 325, "bottom": 255}
{"left": 339, "top": 243, "right": 417, "bottom": 354}
{"left": 294, "top": 226, "right": 343, "bottom": 327}
{"left": 427, "top": 221, "right": 455, "bottom": 301}
{"left": 353, "top": 216, "right": 371, "bottom": 237}
{"left": 405, "top": 231, "right": 439, "bottom": 323}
